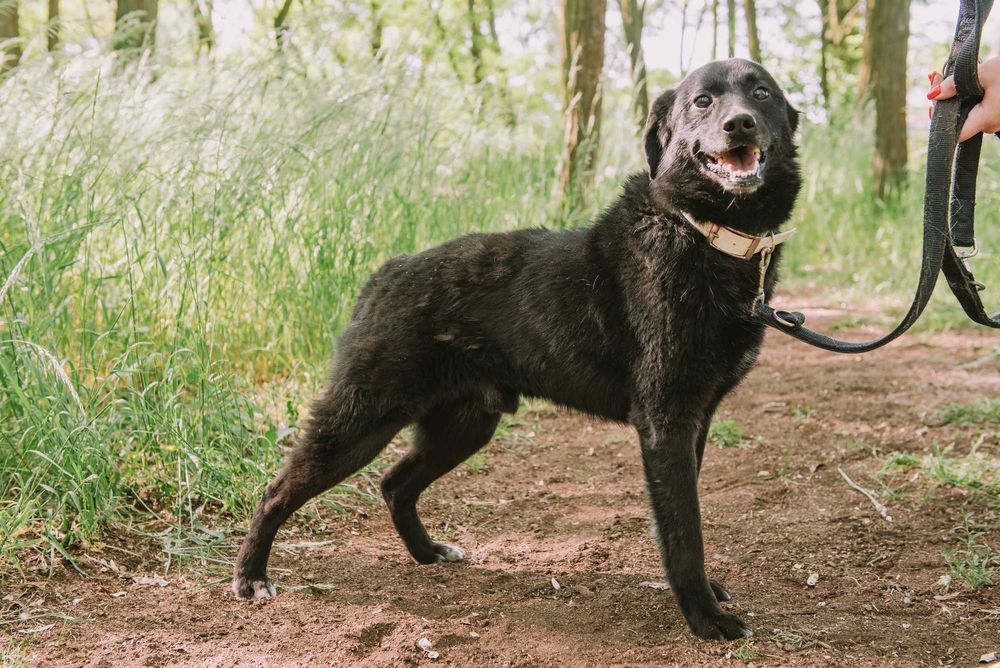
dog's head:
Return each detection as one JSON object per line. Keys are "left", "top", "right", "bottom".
{"left": 643, "top": 59, "right": 800, "bottom": 224}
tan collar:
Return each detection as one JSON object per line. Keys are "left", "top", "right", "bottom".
{"left": 680, "top": 212, "right": 796, "bottom": 260}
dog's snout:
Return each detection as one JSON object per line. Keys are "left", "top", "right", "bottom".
{"left": 722, "top": 113, "right": 757, "bottom": 135}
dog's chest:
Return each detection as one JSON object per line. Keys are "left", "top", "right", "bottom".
{"left": 626, "top": 235, "right": 766, "bottom": 384}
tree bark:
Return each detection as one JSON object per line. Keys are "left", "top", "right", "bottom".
{"left": 274, "top": 0, "right": 293, "bottom": 52}
{"left": 711, "top": 0, "right": 718, "bottom": 59}
{"left": 481, "top": 0, "right": 516, "bottom": 126}
{"left": 726, "top": 0, "right": 735, "bottom": 57}
{"left": 867, "top": 0, "right": 910, "bottom": 196}
{"left": 192, "top": 0, "right": 213, "bottom": 54}
{"left": 618, "top": 0, "right": 649, "bottom": 131}
{"left": 113, "top": 0, "right": 159, "bottom": 53}
{"left": 47, "top": 0, "right": 59, "bottom": 52}
{"left": 370, "top": 0, "right": 384, "bottom": 60}
{"left": 0, "top": 0, "right": 18, "bottom": 71}
{"left": 558, "top": 0, "right": 607, "bottom": 213}
{"left": 742, "top": 0, "right": 760, "bottom": 62}
{"left": 467, "top": 0, "right": 486, "bottom": 86}
{"left": 857, "top": 0, "right": 875, "bottom": 96}
{"left": 818, "top": 0, "right": 830, "bottom": 113}
{"left": 430, "top": 4, "right": 466, "bottom": 85}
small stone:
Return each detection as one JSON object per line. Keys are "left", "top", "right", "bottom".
{"left": 639, "top": 581, "right": 670, "bottom": 590}
{"left": 550, "top": 577, "right": 561, "bottom": 591}
{"left": 901, "top": 623, "right": 911, "bottom": 629}
{"left": 806, "top": 573, "right": 819, "bottom": 587}
{"left": 417, "top": 638, "right": 433, "bottom": 651}
{"left": 111, "top": 591, "right": 126, "bottom": 598}
{"left": 469, "top": 631, "right": 480, "bottom": 639}
{"left": 757, "top": 470, "right": 772, "bottom": 478}
{"left": 427, "top": 650, "right": 440, "bottom": 660}
{"left": 980, "top": 652, "right": 997, "bottom": 663}
{"left": 902, "top": 596, "right": 912, "bottom": 606}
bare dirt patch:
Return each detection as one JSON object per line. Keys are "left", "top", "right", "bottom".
{"left": 5, "top": 320, "right": 999, "bottom": 667}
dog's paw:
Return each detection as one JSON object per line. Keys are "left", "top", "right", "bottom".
{"left": 432, "top": 543, "right": 466, "bottom": 563}
{"left": 709, "top": 579, "right": 732, "bottom": 602}
{"left": 688, "top": 608, "right": 753, "bottom": 641}
{"left": 231, "top": 574, "right": 277, "bottom": 600}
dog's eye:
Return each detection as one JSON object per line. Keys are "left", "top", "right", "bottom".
{"left": 694, "top": 95, "right": 712, "bottom": 109}
{"left": 753, "top": 87, "right": 770, "bottom": 100}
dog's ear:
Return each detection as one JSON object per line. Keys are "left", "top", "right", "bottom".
{"left": 644, "top": 89, "right": 676, "bottom": 179}
{"left": 785, "top": 100, "right": 800, "bottom": 135}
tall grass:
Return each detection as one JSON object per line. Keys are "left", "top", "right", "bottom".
{"left": 1, "top": 54, "right": 998, "bottom": 573}
{"left": 0, "top": 56, "right": 564, "bottom": 571}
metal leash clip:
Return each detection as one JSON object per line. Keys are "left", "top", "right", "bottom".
{"left": 752, "top": 231, "right": 775, "bottom": 313}
{"left": 954, "top": 239, "right": 986, "bottom": 291}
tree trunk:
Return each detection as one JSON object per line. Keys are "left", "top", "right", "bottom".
{"left": 726, "top": 0, "right": 735, "bottom": 57}
{"left": 857, "top": 0, "right": 875, "bottom": 96}
{"left": 467, "top": 0, "right": 486, "bottom": 86}
{"left": 482, "top": 0, "right": 516, "bottom": 126}
{"left": 742, "top": 0, "right": 760, "bottom": 62}
{"left": 274, "top": 0, "right": 293, "bottom": 52}
{"left": 370, "top": 0, "right": 384, "bottom": 60}
{"left": 818, "top": 0, "right": 830, "bottom": 113}
{"left": 618, "top": 0, "right": 648, "bottom": 131}
{"left": 711, "top": 0, "right": 718, "bottom": 59}
{"left": 679, "top": 0, "right": 688, "bottom": 74}
{"left": 868, "top": 0, "right": 910, "bottom": 196}
{"left": 430, "top": 4, "right": 466, "bottom": 85}
{"left": 192, "top": 0, "right": 213, "bottom": 54}
{"left": 0, "top": 0, "right": 18, "bottom": 72}
{"left": 558, "top": 0, "right": 606, "bottom": 213}
{"left": 47, "top": 0, "right": 59, "bottom": 52}
{"left": 113, "top": 0, "right": 158, "bottom": 53}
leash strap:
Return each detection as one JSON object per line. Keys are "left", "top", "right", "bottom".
{"left": 754, "top": 0, "right": 997, "bottom": 352}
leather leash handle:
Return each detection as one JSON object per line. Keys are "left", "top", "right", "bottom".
{"left": 754, "top": 0, "right": 994, "bottom": 353}
{"left": 941, "top": 0, "right": 1000, "bottom": 328}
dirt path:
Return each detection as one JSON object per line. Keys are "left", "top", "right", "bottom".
{"left": 7, "top": 312, "right": 1000, "bottom": 667}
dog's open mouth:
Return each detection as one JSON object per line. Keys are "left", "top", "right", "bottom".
{"left": 696, "top": 144, "right": 766, "bottom": 192}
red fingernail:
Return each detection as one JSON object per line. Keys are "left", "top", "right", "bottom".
{"left": 928, "top": 72, "right": 936, "bottom": 84}
{"left": 927, "top": 85, "right": 941, "bottom": 100}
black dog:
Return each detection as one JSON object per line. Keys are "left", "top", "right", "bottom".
{"left": 233, "top": 58, "right": 801, "bottom": 641}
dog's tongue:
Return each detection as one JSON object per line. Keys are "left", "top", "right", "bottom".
{"left": 718, "top": 147, "right": 758, "bottom": 174}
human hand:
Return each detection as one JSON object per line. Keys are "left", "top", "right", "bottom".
{"left": 928, "top": 56, "right": 1000, "bottom": 141}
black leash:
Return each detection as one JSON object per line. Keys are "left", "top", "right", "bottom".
{"left": 754, "top": 0, "right": 999, "bottom": 353}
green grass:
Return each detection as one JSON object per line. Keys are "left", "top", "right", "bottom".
{"left": 2, "top": 51, "right": 999, "bottom": 574}
{"left": 944, "top": 515, "right": 997, "bottom": 589}
{"left": 939, "top": 400, "right": 1000, "bottom": 426}
{"left": 882, "top": 442, "right": 999, "bottom": 503}
{"left": 709, "top": 419, "right": 746, "bottom": 448}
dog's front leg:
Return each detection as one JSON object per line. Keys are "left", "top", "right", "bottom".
{"left": 633, "top": 410, "right": 752, "bottom": 640}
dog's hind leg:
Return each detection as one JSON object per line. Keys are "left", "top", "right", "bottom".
{"left": 381, "top": 399, "right": 500, "bottom": 564}
{"left": 232, "top": 385, "right": 408, "bottom": 599}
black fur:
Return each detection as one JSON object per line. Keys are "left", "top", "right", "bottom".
{"left": 233, "top": 58, "right": 801, "bottom": 641}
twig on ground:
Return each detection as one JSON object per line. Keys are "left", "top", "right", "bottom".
{"left": 838, "top": 467, "right": 893, "bottom": 522}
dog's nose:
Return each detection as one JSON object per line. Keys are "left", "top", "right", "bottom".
{"left": 723, "top": 113, "right": 757, "bottom": 134}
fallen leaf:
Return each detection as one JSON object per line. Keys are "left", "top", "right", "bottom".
{"left": 133, "top": 575, "right": 168, "bottom": 587}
